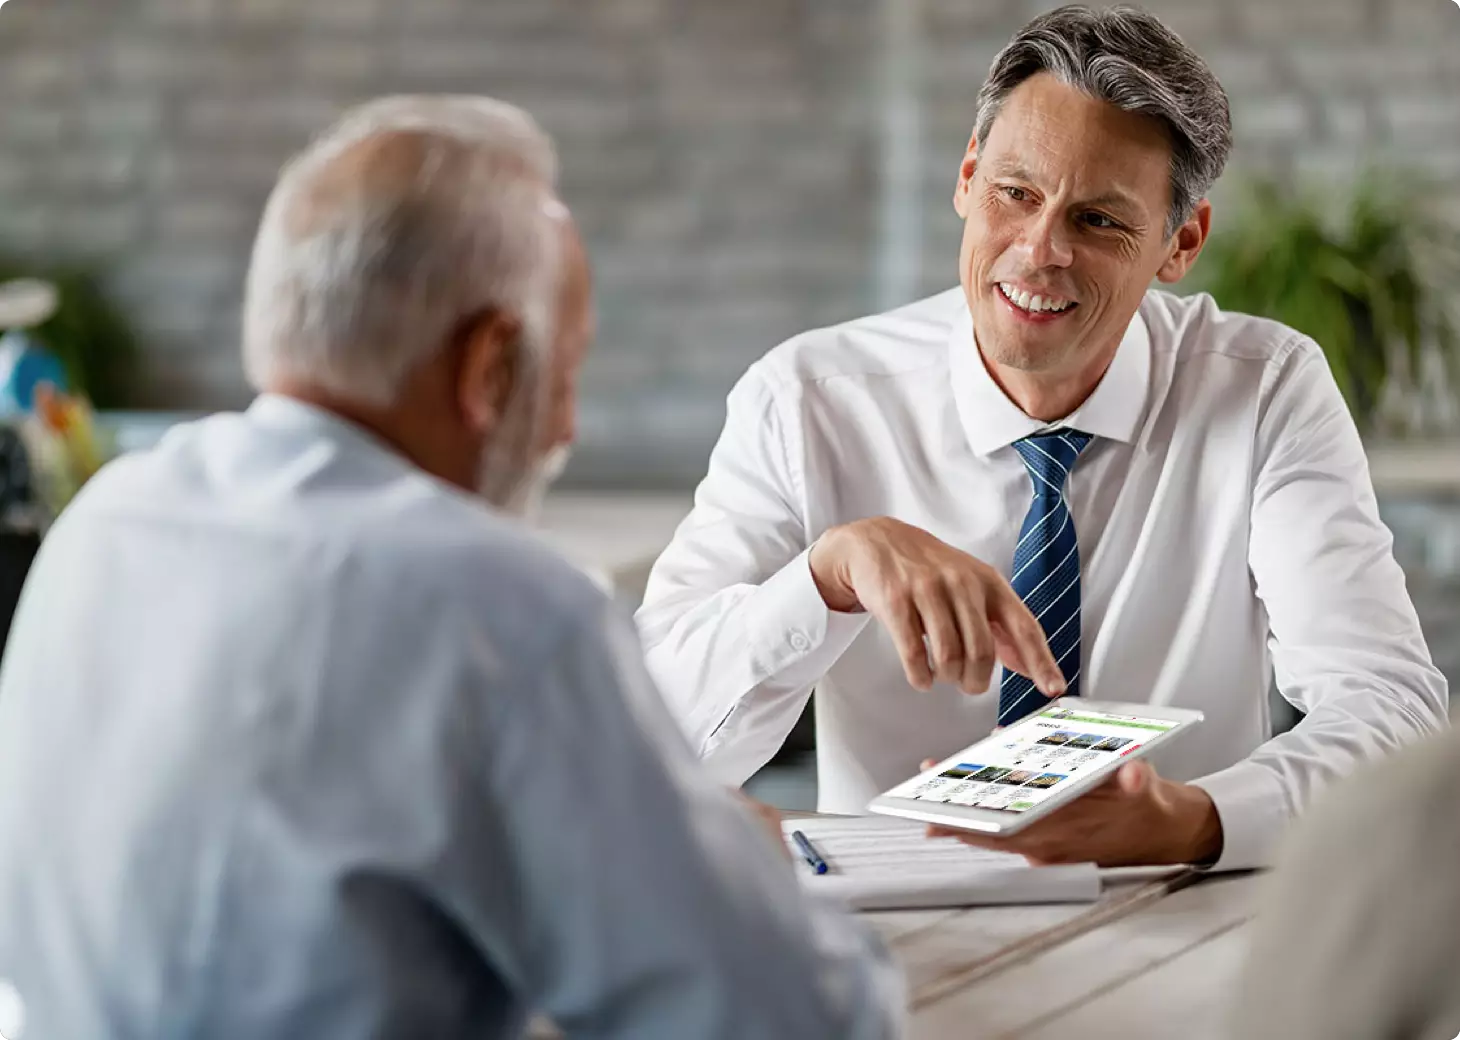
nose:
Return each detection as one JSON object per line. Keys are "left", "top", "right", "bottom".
{"left": 1015, "top": 208, "right": 1074, "bottom": 270}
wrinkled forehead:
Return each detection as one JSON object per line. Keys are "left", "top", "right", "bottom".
{"left": 982, "top": 73, "right": 1173, "bottom": 219}
{"left": 557, "top": 222, "right": 589, "bottom": 300}
{"left": 554, "top": 222, "right": 594, "bottom": 336}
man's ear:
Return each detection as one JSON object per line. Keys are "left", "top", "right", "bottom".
{"left": 953, "top": 130, "right": 979, "bottom": 219}
{"left": 1156, "top": 199, "right": 1212, "bottom": 284}
{"left": 456, "top": 310, "right": 522, "bottom": 436}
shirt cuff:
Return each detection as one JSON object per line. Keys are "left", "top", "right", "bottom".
{"left": 744, "top": 546, "right": 869, "bottom": 684}
{"left": 1188, "top": 762, "right": 1292, "bottom": 872}
{"left": 698, "top": 548, "right": 871, "bottom": 782}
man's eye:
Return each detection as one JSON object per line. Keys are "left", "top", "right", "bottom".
{"left": 1002, "top": 186, "right": 1029, "bottom": 202}
{"left": 1083, "top": 212, "right": 1118, "bottom": 229}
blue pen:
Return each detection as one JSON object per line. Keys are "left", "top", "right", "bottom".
{"left": 791, "top": 829, "right": 829, "bottom": 875}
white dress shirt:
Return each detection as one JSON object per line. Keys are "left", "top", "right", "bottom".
{"left": 0, "top": 395, "right": 901, "bottom": 1039}
{"left": 637, "top": 287, "right": 1449, "bottom": 871}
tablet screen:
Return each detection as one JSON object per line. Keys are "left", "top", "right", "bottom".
{"left": 883, "top": 703, "right": 1181, "bottom": 813}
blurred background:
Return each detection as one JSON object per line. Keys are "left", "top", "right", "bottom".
{"left": 1, "top": 0, "right": 1458, "bottom": 797}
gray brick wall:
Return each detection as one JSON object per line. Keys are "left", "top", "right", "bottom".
{"left": 1, "top": 0, "right": 1458, "bottom": 486}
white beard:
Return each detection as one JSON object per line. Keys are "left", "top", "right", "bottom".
{"left": 476, "top": 441, "right": 569, "bottom": 523}
{"left": 510, "top": 444, "right": 570, "bottom": 525}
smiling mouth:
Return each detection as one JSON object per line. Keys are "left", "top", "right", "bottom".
{"left": 996, "top": 282, "right": 1078, "bottom": 316}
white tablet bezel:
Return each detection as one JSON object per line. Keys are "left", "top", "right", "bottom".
{"left": 866, "top": 699, "right": 1204, "bottom": 837}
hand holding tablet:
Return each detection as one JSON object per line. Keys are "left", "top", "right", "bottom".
{"left": 869, "top": 700, "right": 1220, "bottom": 867}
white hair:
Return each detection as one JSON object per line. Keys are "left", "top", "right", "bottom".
{"left": 242, "top": 95, "right": 564, "bottom": 412}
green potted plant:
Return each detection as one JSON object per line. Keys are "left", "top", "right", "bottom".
{"left": 1194, "top": 174, "right": 1460, "bottom": 434}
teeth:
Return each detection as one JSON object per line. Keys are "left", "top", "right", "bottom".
{"left": 999, "top": 282, "right": 1073, "bottom": 313}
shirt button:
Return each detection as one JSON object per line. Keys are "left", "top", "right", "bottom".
{"left": 789, "top": 631, "right": 812, "bottom": 652}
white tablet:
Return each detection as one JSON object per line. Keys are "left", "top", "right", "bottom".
{"left": 867, "top": 699, "right": 1203, "bottom": 836}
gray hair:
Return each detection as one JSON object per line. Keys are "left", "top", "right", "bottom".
{"left": 974, "top": 5, "right": 1232, "bottom": 239}
{"left": 243, "top": 95, "right": 564, "bottom": 408}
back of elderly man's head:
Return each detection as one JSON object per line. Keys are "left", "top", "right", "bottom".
{"left": 242, "top": 96, "right": 565, "bottom": 410}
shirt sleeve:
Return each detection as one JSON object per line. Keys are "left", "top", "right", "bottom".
{"left": 1191, "top": 337, "right": 1449, "bottom": 871}
{"left": 454, "top": 598, "right": 903, "bottom": 1039}
{"left": 635, "top": 366, "right": 870, "bottom": 785}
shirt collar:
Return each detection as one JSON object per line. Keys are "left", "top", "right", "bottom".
{"left": 948, "top": 297, "right": 1151, "bottom": 457}
{"left": 247, "top": 393, "right": 411, "bottom": 467}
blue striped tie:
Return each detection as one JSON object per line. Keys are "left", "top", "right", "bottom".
{"left": 998, "top": 429, "right": 1094, "bottom": 726}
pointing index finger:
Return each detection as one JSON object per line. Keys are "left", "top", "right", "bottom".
{"left": 993, "top": 584, "right": 1065, "bottom": 696}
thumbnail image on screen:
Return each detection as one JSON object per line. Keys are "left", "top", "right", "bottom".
{"left": 886, "top": 704, "right": 1178, "bottom": 813}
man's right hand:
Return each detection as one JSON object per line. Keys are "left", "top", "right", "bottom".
{"left": 808, "top": 517, "right": 1066, "bottom": 698}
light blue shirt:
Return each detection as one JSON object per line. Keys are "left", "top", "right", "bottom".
{"left": 0, "top": 395, "right": 902, "bottom": 1039}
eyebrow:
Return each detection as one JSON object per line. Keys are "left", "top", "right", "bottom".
{"left": 985, "top": 161, "right": 1147, "bottom": 219}
{"left": 1080, "top": 189, "right": 1145, "bottom": 217}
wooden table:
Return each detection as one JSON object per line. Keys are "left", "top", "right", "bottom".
{"left": 875, "top": 867, "right": 1261, "bottom": 1039}
{"left": 527, "top": 866, "right": 1262, "bottom": 1039}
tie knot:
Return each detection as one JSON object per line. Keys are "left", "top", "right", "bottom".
{"left": 1013, "top": 429, "right": 1092, "bottom": 497}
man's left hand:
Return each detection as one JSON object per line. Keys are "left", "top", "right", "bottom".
{"left": 926, "top": 759, "right": 1224, "bottom": 868}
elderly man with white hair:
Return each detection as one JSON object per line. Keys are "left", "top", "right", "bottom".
{"left": 0, "top": 97, "right": 902, "bottom": 1039}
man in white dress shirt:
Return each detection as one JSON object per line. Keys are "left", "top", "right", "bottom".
{"left": 0, "top": 97, "right": 901, "bottom": 1038}
{"left": 637, "top": 5, "right": 1448, "bottom": 870}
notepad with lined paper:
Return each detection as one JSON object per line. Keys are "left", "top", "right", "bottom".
{"left": 782, "top": 815, "right": 1101, "bottom": 910}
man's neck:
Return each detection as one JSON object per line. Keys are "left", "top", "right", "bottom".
{"left": 975, "top": 332, "right": 1122, "bottom": 424}
{"left": 265, "top": 384, "right": 477, "bottom": 493}
{"left": 982, "top": 360, "right": 1110, "bottom": 423}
